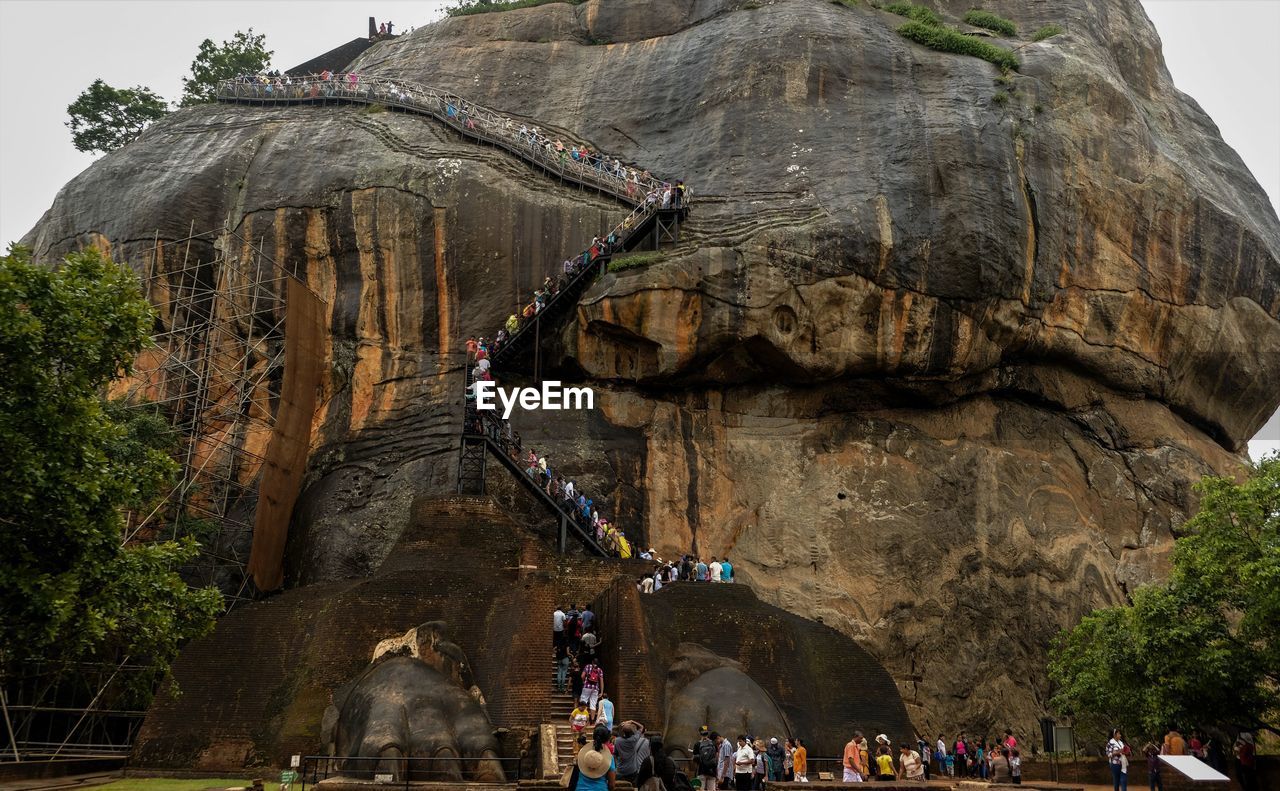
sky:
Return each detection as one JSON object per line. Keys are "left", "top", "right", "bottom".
{"left": 0, "top": 0, "right": 1277, "bottom": 458}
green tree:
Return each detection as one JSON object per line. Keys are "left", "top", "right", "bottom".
{"left": 1048, "top": 456, "right": 1280, "bottom": 738}
{"left": 180, "top": 28, "right": 272, "bottom": 106}
{"left": 0, "top": 245, "right": 221, "bottom": 697}
{"left": 65, "top": 79, "right": 169, "bottom": 154}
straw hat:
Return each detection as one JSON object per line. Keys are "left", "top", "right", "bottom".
{"left": 577, "top": 746, "right": 612, "bottom": 779}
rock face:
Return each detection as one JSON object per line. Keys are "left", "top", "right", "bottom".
{"left": 24, "top": 0, "right": 1280, "bottom": 740}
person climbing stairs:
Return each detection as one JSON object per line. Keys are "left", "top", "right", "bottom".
{"left": 550, "top": 657, "right": 580, "bottom": 774}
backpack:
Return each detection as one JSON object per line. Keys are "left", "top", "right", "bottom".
{"left": 585, "top": 665, "right": 602, "bottom": 686}
{"left": 697, "top": 739, "right": 718, "bottom": 774}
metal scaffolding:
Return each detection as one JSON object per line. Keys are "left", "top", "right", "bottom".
{"left": 117, "top": 223, "right": 316, "bottom": 610}
{"left": 1, "top": 659, "right": 150, "bottom": 761}
{"left": 1, "top": 226, "right": 325, "bottom": 763}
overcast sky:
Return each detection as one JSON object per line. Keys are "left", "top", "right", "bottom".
{"left": 0, "top": 0, "right": 1276, "bottom": 458}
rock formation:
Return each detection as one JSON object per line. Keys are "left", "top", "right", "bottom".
{"left": 662, "top": 644, "right": 791, "bottom": 757}
{"left": 324, "top": 622, "right": 504, "bottom": 782}
{"left": 24, "top": 0, "right": 1280, "bottom": 738}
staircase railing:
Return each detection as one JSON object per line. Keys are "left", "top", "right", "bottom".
{"left": 214, "top": 74, "right": 673, "bottom": 205}
{"left": 463, "top": 401, "right": 608, "bottom": 556}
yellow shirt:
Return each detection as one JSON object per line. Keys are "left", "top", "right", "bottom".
{"left": 794, "top": 747, "right": 807, "bottom": 775}
{"left": 876, "top": 754, "right": 894, "bottom": 776}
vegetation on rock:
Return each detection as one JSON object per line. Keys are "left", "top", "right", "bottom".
{"left": 180, "top": 29, "right": 272, "bottom": 106}
{"left": 1048, "top": 456, "right": 1280, "bottom": 737}
{"left": 897, "top": 20, "right": 1019, "bottom": 71}
{"left": 0, "top": 245, "right": 221, "bottom": 701}
{"left": 65, "top": 79, "right": 169, "bottom": 154}
{"left": 608, "top": 251, "right": 667, "bottom": 272}
{"left": 963, "top": 9, "right": 1017, "bottom": 37}
{"left": 446, "top": 0, "right": 587, "bottom": 16}
{"left": 1032, "top": 24, "right": 1064, "bottom": 42}
{"left": 884, "top": 2, "right": 942, "bottom": 27}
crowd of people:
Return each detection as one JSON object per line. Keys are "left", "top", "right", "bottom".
{"left": 837, "top": 732, "right": 927, "bottom": 784}
{"left": 218, "top": 72, "right": 683, "bottom": 212}
{"left": 919, "top": 731, "right": 1021, "bottom": 781}
{"left": 551, "top": 591, "right": 1261, "bottom": 791}
{"left": 635, "top": 554, "right": 735, "bottom": 593}
{"left": 1102, "top": 726, "right": 1259, "bottom": 791}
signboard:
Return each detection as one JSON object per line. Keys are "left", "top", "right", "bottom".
{"left": 1158, "top": 755, "right": 1230, "bottom": 782}
{"left": 817, "top": 772, "right": 834, "bottom": 781}
{"left": 279, "top": 770, "right": 298, "bottom": 790}
{"left": 291, "top": 754, "right": 301, "bottom": 768}
{"left": 375, "top": 773, "right": 395, "bottom": 784}
{"left": 1052, "top": 725, "right": 1075, "bottom": 753}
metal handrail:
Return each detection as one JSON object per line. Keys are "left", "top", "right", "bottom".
{"left": 214, "top": 74, "right": 675, "bottom": 207}
{"left": 463, "top": 378, "right": 612, "bottom": 557}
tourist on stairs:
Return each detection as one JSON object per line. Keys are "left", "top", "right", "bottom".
{"left": 571, "top": 702, "right": 592, "bottom": 735}
{"left": 576, "top": 726, "right": 616, "bottom": 791}
{"left": 579, "top": 659, "right": 603, "bottom": 716}
{"left": 596, "top": 692, "right": 614, "bottom": 731}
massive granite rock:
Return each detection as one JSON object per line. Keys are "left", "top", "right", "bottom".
{"left": 23, "top": 0, "right": 1280, "bottom": 740}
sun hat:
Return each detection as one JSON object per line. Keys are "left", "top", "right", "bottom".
{"left": 577, "top": 746, "right": 612, "bottom": 779}
{"left": 876, "top": 734, "right": 890, "bottom": 746}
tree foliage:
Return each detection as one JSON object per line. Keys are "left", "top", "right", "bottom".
{"left": 65, "top": 79, "right": 169, "bottom": 154}
{"left": 0, "top": 245, "right": 220, "bottom": 696}
{"left": 1048, "top": 456, "right": 1280, "bottom": 738}
{"left": 180, "top": 28, "right": 272, "bottom": 106}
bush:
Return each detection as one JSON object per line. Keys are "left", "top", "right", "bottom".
{"left": 898, "top": 20, "right": 1020, "bottom": 71}
{"left": 963, "top": 9, "right": 1017, "bottom": 37}
{"left": 992, "top": 91, "right": 1009, "bottom": 106}
{"left": 446, "top": 0, "right": 585, "bottom": 16}
{"left": 1032, "top": 24, "right": 1063, "bottom": 42}
{"left": 608, "top": 252, "right": 666, "bottom": 272}
{"left": 885, "top": 2, "right": 942, "bottom": 26}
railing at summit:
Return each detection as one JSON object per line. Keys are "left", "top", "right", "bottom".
{"left": 215, "top": 74, "right": 670, "bottom": 206}
{"left": 216, "top": 74, "right": 688, "bottom": 366}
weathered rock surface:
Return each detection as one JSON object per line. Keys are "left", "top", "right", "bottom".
{"left": 23, "top": 0, "right": 1280, "bottom": 741}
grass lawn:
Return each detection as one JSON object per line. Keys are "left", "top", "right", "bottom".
{"left": 95, "top": 779, "right": 284, "bottom": 791}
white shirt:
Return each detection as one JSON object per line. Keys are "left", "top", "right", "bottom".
{"left": 553, "top": 609, "right": 565, "bottom": 632}
{"left": 936, "top": 740, "right": 946, "bottom": 756}
{"left": 565, "top": 481, "right": 575, "bottom": 498}
{"left": 710, "top": 561, "right": 722, "bottom": 581}
{"left": 734, "top": 745, "right": 755, "bottom": 772}
{"left": 1107, "top": 738, "right": 1125, "bottom": 764}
